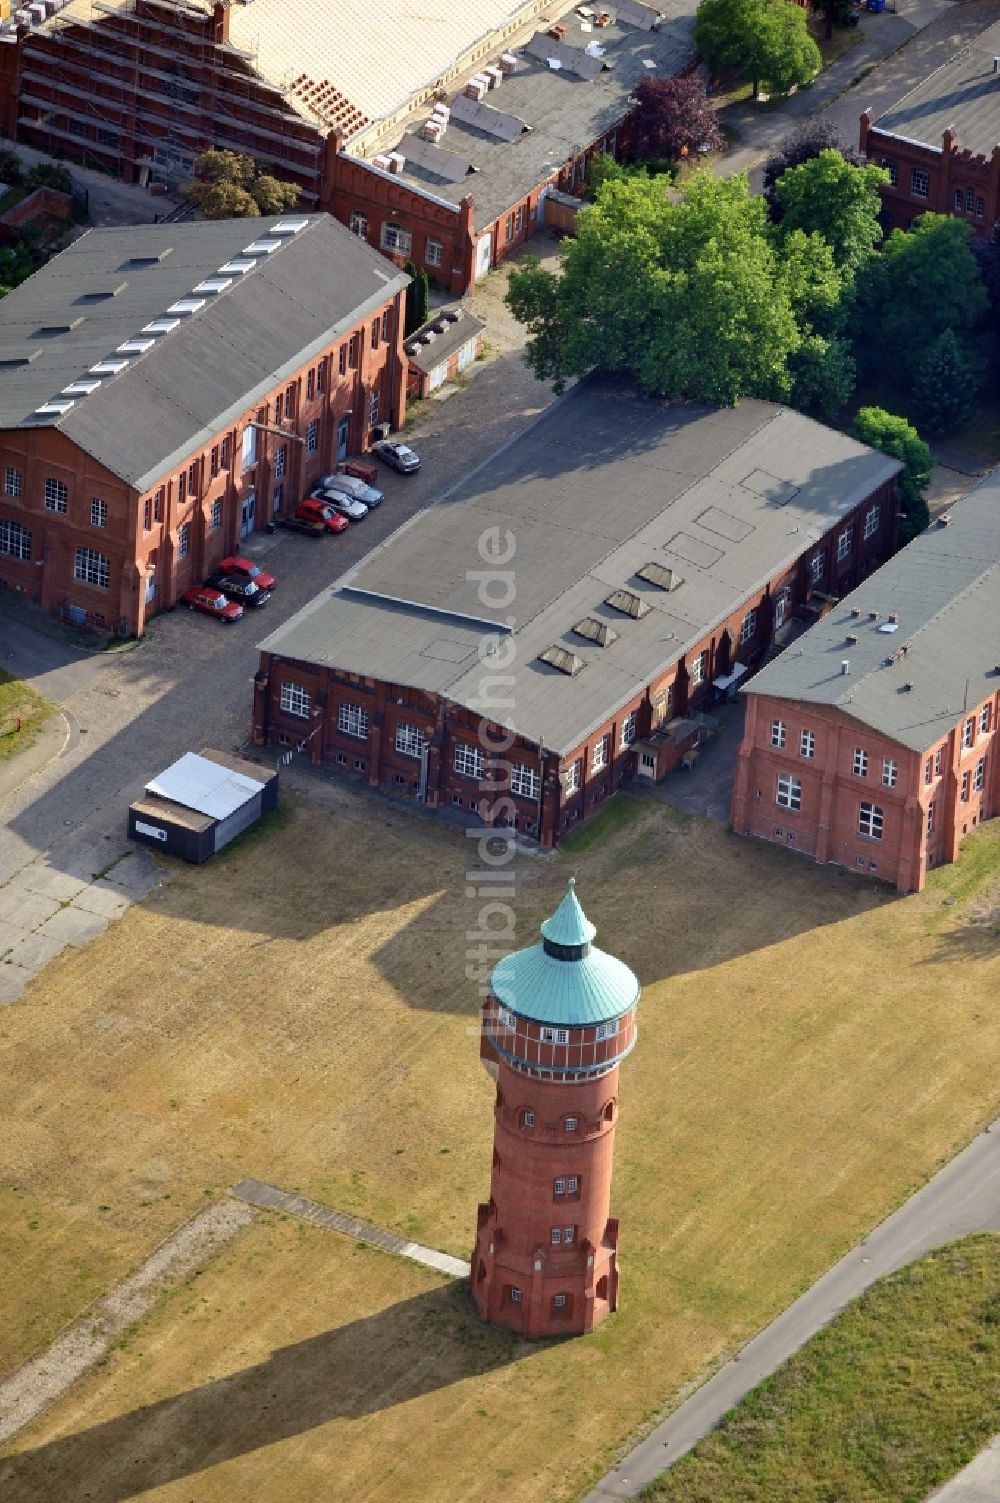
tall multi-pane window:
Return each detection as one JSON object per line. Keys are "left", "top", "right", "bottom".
{"left": 338, "top": 345, "right": 347, "bottom": 376}
{"left": 853, "top": 748, "right": 868, "bottom": 778}
{"left": 0, "top": 518, "right": 31, "bottom": 560}
{"left": 740, "top": 608, "right": 758, "bottom": 644}
{"left": 880, "top": 157, "right": 898, "bottom": 186}
{"left": 974, "top": 758, "right": 985, "bottom": 792}
{"left": 927, "top": 800, "right": 935, "bottom": 835}
{"left": 4, "top": 466, "right": 22, "bottom": 498}
{"left": 274, "top": 445, "right": 286, "bottom": 480}
{"left": 380, "top": 223, "right": 412, "bottom": 255}
{"left": 454, "top": 742, "right": 483, "bottom": 779}
{"left": 620, "top": 709, "right": 637, "bottom": 748}
{"left": 306, "top": 420, "right": 318, "bottom": 453}
{"left": 44, "top": 477, "right": 68, "bottom": 513}
{"left": 770, "top": 720, "right": 786, "bottom": 749}
{"left": 370, "top": 389, "right": 380, "bottom": 426}
{"left": 776, "top": 774, "right": 801, "bottom": 811}
{"left": 349, "top": 211, "right": 368, "bottom": 238}
{"left": 425, "top": 237, "right": 444, "bottom": 267}
{"left": 306, "top": 369, "right": 315, "bottom": 400}
{"left": 280, "top": 682, "right": 310, "bottom": 718}
{"left": 74, "top": 547, "right": 110, "bottom": 588}
{"left": 90, "top": 497, "right": 108, "bottom": 528}
{"left": 316, "top": 359, "right": 326, "bottom": 394}
{"left": 808, "top": 552, "right": 824, "bottom": 584}
{"left": 370, "top": 317, "right": 380, "bottom": 350}
{"left": 395, "top": 723, "right": 426, "bottom": 758}
{"left": 219, "top": 439, "right": 230, "bottom": 470}
{"left": 210, "top": 445, "right": 219, "bottom": 478}
{"left": 800, "top": 729, "right": 815, "bottom": 759}
{"left": 934, "top": 747, "right": 944, "bottom": 776}
{"left": 858, "top": 802, "right": 884, "bottom": 839}
{"left": 178, "top": 522, "right": 190, "bottom": 558}
{"left": 863, "top": 504, "right": 880, "bottom": 540}
{"left": 274, "top": 393, "right": 284, "bottom": 424}
{"left": 881, "top": 758, "right": 897, "bottom": 788}
{"left": 210, "top": 499, "right": 222, "bottom": 530}
{"left": 961, "top": 770, "right": 971, "bottom": 802}
{"left": 561, "top": 760, "right": 581, "bottom": 795}
{"left": 837, "top": 526, "right": 853, "bottom": 562}
{"left": 690, "top": 650, "right": 709, "bottom": 686}
{"left": 924, "top": 757, "right": 932, "bottom": 785}
{"left": 178, "top": 472, "right": 187, "bottom": 504}
{"left": 337, "top": 702, "right": 368, "bottom": 740}
{"left": 591, "top": 735, "right": 609, "bottom": 772}
{"left": 511, "top": 763, "right": 540, "bottom": 799}
{"left": 153, "top": 487, "right": 164, "bottom": 522}
{"left": 962, "top": 717, "right": 975, "bottom": 749}
{"left": 911, "top": 167, "right": 929, "bottom": 197}
{"left": 980, "top": 704, "right": 992, "bottom": 735}
{"left": 187, "top": 461, "right": 198, "bottom": 493}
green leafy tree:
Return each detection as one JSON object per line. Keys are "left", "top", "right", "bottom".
{"left": 250, "top": 174, "right": 300, "bottom": 214}
{"left": 0, "top": 147, "right": 23, "bottom": 186}
{"left": 695, "top": 0, "right": 819, "bottom": 99}
{"left": 192, "top": 149, "right": 255, "bottom": 189}
{"left": 910, "top": 329, "right": 983, "bottom": 437}
{"left": 24, "top": 162, "right": 71, "bottom": 193}
{"left": 762, "top": 121, "right": 865, "bottom": 219}
{"left": 188, "top": 149, "right": 298, "bottom": 219}
{"left": 789, "top": 332, "right": 856, "bottom": 420}
{"left": 774, "top": 150, "right": 887, "bottom": 274}
{"left": 192, "top": 180, "right": 259, "bottom": 219}
{"left": 507, "top": 172, "right": 806, "bottom": 404}
{"left": 403, "top": 260, "right": 429, "bottom": 335}
{"left": 814, "top": 0, "right": 854, "bottom": 38}
{"left": 852, "top": 406, "right": 933, "bottom": 542}
{"left": 878, "top": 214, "right": 988, "bottom": 358}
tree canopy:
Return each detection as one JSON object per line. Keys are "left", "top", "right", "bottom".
{"left": 629, "top": 75, "right": 723, "bottom": 162}
{"left": 773, "top": 150, "right": 887, "bottom": 273}
{"left": 694, "top": 0, "right": 820, "bottom": 98}
{"left": 507, "top": 172, "right": 821, "bottom": 404}
{"left": 188, "top": 150, "right": 300, "bottom": 219}
{"left": 851, "top": 407, "right": 933, "bottom": 542}
{"left": 910, "top": 329, "right": 983, "bottom": 437}
{"left": 762, "top": 121, "right": 865, "bottom": 218}
{"left": 877, "top": 214, "right": 988, "bottom": 357}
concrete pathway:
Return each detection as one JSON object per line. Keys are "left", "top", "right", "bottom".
{"left": 582, "top": 1116, "right": 1000, "bottom": 1500}
{"left": 231, "top": 1179, "right": 471, "bottom": 1279}
{"left": 926, "top": 1435, "right": 1000, "bottom": 1502}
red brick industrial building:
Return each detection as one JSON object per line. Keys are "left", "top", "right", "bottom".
{"left": 731, "top": 473, "right": 1000, "bottom": 891}
{"left": 0, "top": 214, "right": 407, "bottom": 636}
{"left": 859, "top": 19, "right": 1000, "bottom": 236}
{"left": 473, "top": 880, "right": 639, "bottom": 1338}
{"left": 252, "top": 383, "right": 901, "bottom": 848}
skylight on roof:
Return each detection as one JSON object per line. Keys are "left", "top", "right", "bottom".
{"left": 166, "top": 298, "right": 207, "bottom": 315}
{"left": 605, "top": 589, "right": 651, "bottom": 620}
{"left": 219, "top": 259, "right": 256, "bottom": 275}
{"left": 142, "top": 317, "right": 181, "bottom": 334}
{"left": 117, "top": 337, "right": 156, "bottom": 354}
{"left": 538, "top": 645, "right": 585, "bottom": 677}
{"left": 636, "top": 562, "right": 683, "bottom": 592}
{"left": 61, "top": 378, "right": 102, "bottom": 395}
{"left": 0, "top": 349, "right": 40, "bottom": 367}
{"left": 192, "top": 277, "right": 234, "bottom": 294}
{"left": 271, "top": 218, "right": 309, "bottom": 234}
{"left": 572, "top": 617, "right": 619, "bottom": 648}
{"left": 89, "top": 358, "right": 129, "bottom": 375}
{"left": 242, "top": 239, "right": 280, "bottom": 255}
{"left": 33, "top": 399, "right": 75, "bottom": 416}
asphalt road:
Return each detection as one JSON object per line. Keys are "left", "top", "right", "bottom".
{"left": 583, "top": 1118, "right": 1000, "bottom": 1500}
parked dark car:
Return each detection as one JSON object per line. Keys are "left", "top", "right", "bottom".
{"left": 219, "top": 555, "right": 277, "bottom": 591}
{"left": 205, "top": 572, "right": 271, "bottom": 608}
{"left": 180, "top": 586, "right": 243, "bottom": 623}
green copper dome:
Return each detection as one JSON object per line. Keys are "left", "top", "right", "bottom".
{"left": 491, "top": 879, "right": 640, "bottom": 1027}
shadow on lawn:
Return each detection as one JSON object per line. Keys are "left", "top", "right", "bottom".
{"left": 0, "top": 1279, "right": 534, "bottom": 1503}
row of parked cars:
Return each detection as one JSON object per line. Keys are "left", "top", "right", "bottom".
{"left": 179, "top": 445, "right": 422, "bottom": 623}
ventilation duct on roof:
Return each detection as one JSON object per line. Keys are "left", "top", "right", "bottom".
{"left": 32, "top": 398, "right": 75, "bottom": 416}
{"left": 242, "top": 239, "right": 281, "bottom": 255}
{"left": 193, "top": 277, "right": 234, "bottom": 295}
{"left": 605, "top": 588, "right": 650, "bottom": 620}
{"left": 572, "top": 616, "right": 619, "bottom": 648}
{"left": 538, "top": 645, "right": 585, "bottom": 676}
{"left": 636, "top": 561, "right": 683, "bottom": 592}
{"left": 117, "top": 337, "right": 156, "bottom": 354}
{"left": 0, "top": 349, "right": 40, "bottom": 367}
{"left": 219, "top": 259, "right": 256, "bottom": 275}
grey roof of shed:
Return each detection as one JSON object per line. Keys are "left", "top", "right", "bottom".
{"left": 376, "top": 4, "right": 697, "bottom": 227}
{"left": 0, "top": 215, "right": 408, "bottom": 493}
{"left": 873, "top": 18, "right": 1000, "bottom": 156}
{"left": 742, "top": 472, "right": 1000, "bottom": 755}
{"left": 260, "top": 382, "right": 900, "bottom": 758}
{"left": 405, "top": 310, "right": 486, "bottom": 374}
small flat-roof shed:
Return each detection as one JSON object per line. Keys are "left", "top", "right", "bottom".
{"left": 128, "top": 749, "right": 278, "bottom": 863}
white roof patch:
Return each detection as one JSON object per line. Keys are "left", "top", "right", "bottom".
{"left": 147, "top": 752, "right": 263, "bottom": 820}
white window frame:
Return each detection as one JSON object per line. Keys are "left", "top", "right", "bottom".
{"left": 620, "top": 709, "right": 637, "bottom": 748}
{"left": 454, "top": 741, "right": 483, "bottom": 780}
{"left": 522, "top": 1110, "right": 534, "bottom": 1128}
{"left": 776, "top": 773, "right": 801, "bottom": 811}
{"left": 44, "top": 477, "right": 68, "bottom": 513}
{"left": 369, "top": 389, "right": 380, "bottom": 426}
{"left": 739, "top": 608, "right": 758, "bottom": 645}
{"left": 911, "top": 167, "right": 929, "bottom": 198}
{"left": 349, "top": 210, "right": 368, "bottom": 238}
{"left": 566, "top": 1175, "right": 579, "bottom": 1194}
{"left": 178, "top": 522, "right": 190, "bottom": 559}
{"left": 395, "top": 722, "right": 426, "bottom": 758}
{"left": 974, "top": 757, "right": 985, "bottom": 792}
{"left": 240, "top": 424, "right": 257, "bottom": 472}
{"left": 837, "top": 527, "right": 853, "bottom": 563}
{"left": 0, "top": 517, "right": 31, "bottom": 560}
{"left": 863, "top": 504, "right": 880, "bottom": 540}
{"left": 880, "top": 157, "right": 898, "bottom": 187}
{"left": 511, "top": 762, "right": 540, "bottom": 799}
{"left": 927, "top": 800, "right": 935, "bottom": 835}
{"left": 550, "top": 1227, "right": 562, "bottom": 1245}
{"left": 274, "top": 444, "right": 286, "bottom": 479}
{"left": 563, "top": 1225, "right": 575, "bottom": 1244}
{"left": 73, "top": 546, "right": 110, "bottom": 589}
{"left": 90, "top": 496, "right": 108, "bottom": 528}
{"left": 541, "top": 1027, "right": 569, "bottom": 1045}
{"left": 337, "top": 702, "right": 368, "bottom": 740}
{"left": 591, "top": 735, "right": 609, "bottom": 773}
{"left": 800, "top": 729, "right": 815, "bottom": 760}
{"left": 381, "top": 222, "right": 412, "bottom": 255}
{"left": 4, "top": 465, "right": 22, "bottom": 498}
{"left": 280, "top": 682, "right": 310, "bottom": 719}
{"left": 979, "top": 705, "right": 991, "bottom": 735}
{"left": 690, "top": 650, "right": 709, "bottom": 687}
{"left": 562, "top": 759, "right": 581, "bottom": 795}
{"left": 210, "top": 498, "right": 222, "bottom": 530}
{"left": 808, "top": 552, "right": 824, "bottom": 585}
{"left": 306, "top": 419, "right": 318, "bottom": 454}
{"left": 510, "top": 1286, "right": 523, "bottom": 1303}
{"left": 853, "top": 748, "right": 868, "bottom": 778}
{"left": 858, "top": 801, "right": 884, "bottom": 840}
{"left": 962, "top": 717, "right": 975, "bottom": 749}
{"left": 554, "top": 1177, "right": 565, "bottom": 1196}
{"left": 425, "top": 236, "right": 443, "bottom": 267}
{"left": 595, "top": 1019, "right": 617, "bottom": 1041}
{"left": 881, "top": 758, "right": 897, "bottom": 788}
{"left": 497, "top": 1005, "right": 515, "bottom": 1028}
{"left": 770, "top": 720, "right": 786, "bottom": 749}
{"left": 564, "top": 1115, "right": 578, "bottom": 1132}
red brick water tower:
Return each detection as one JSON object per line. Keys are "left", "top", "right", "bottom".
{"left": 472, "top": 880, "right": 640, "bottom": 1338}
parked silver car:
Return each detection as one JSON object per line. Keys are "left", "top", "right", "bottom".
{"left": 318, "top": 472, "right": 384, "bottom": 506}
{"left": 309, "top": 486, "right": 368, "bottom": 521}
{"left": 373, "top": 439, "right": 421, "bottom": 473}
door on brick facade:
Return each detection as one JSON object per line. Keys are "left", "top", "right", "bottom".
{"left": 145, "top": 572, "right": 157, "bottom": 606}
{"left": 240, "top": 491, "right": 256, "bottom": 539}
{"left": 476, "top": 232, "right": 492, "bottom": 279}
{"left": 337, "top": 417, "right": 350, "bottom": 462}
{"left": 774, "top": 588, "right": 790, "bottom": 631}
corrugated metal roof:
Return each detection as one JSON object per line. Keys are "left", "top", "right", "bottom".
{"left": 0, "top": 216, "right": 408, "bottom": 491}
{"left": 260, "top": 382, "right": 900, "bottom": 756}
{"left": 492, "top": 882, "right": 639, "bottom": 1026}
{"left": 874, "top": 19, "right": 1000, "bottom": 157}
{"left": 742, "top": 472, "right": 1000, "bottom": 753}
{"left": 146, "top": 752, "right": 263, "bottom": 820}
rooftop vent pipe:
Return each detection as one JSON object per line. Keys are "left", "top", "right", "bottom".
{"left": 841, "top": 659, "right": 850, "bottom": 676}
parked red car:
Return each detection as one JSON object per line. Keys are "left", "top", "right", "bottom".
{"left": 180, "top": 586, "right": 243, "bottom": 623}
{"left": 293, "top": 498, "right": 349, "bottom": 533}
{"left": 219, "top": 555, "right": 277, "bottom": 591}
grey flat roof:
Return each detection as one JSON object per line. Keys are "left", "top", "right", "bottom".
{"left": 373, "top": 4, "right": 697, "bottom": 228}
{"left": 405, "top": 310, "right": 486, "bottom": 373}
{"left": 873, "top": 18, "right": 1000, "bottom": 157}
{"left": 260, "top": 382, "right": 900, "bottom": 758}
{"left": 0, "top": 215, "right": 408, "bottom": 492}
{"left": 743, "top": 473, "right": 1000, "bottom": 754}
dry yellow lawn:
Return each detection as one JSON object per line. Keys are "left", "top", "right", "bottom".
{"left": 1, "top": 780, "right": 999, "bottom": 1502}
